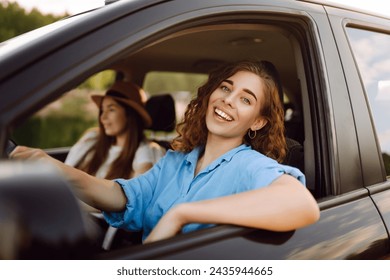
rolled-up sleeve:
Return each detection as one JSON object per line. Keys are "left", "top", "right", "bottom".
{"left": 244, "top": 155, "right": 306, "bottom": 192}
{"left": 102, "top": 159, "right": 163, "bottom": 231}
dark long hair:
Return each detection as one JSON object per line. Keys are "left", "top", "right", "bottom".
{"left": 172, "top": 60, "right": 286, "bottom": 162}
{"left": 76, "top": 100, "right": 145, "bottom": 179}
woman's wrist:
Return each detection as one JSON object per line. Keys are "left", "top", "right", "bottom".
{"left": 170, "top": 203, "right": 193, "bottom": 228}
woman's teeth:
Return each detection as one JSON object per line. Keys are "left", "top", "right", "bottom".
{"left": 215, "top": 108, "right": 233, "bottom": 121}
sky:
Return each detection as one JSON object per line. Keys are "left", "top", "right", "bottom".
{"left": 6, "top": 0, "right": 390, "bottom": 17}
{"left": 8, "top": 0, "right": 105, "bottom": 15}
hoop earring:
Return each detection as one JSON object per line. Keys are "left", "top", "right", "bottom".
{"left": 248, "top": 129, "right": 257, "bottom": 140}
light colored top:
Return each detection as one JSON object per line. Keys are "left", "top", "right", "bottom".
{"left": 65, "top": 129, "right": 165, "bottom": 178}
{"left": 103, "top": 144, "right": 305, "bottom": 240}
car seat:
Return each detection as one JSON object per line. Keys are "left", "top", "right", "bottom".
{"left": 262, "top": 60, "right": 305, "bottom": 173}
{"left": 145, "top": 94, "right": 176, "bottom": 150}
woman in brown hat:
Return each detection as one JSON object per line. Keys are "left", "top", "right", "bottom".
{"left": 65, "top": 81, "right": 165, "bottom": 180}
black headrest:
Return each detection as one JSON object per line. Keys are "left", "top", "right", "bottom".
{"left": 145, "top": 94, "right": 176, "bottom": 132}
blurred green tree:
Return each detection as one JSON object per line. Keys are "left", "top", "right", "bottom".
{"left": 0, "top": 1, "right": 66, "bottom": 42}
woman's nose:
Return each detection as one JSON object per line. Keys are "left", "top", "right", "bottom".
{"left": 100, "top": 111, "right": 107, "bottom": 120}
{"left": 222, "top": 92, "right": 235, "bottom": 107}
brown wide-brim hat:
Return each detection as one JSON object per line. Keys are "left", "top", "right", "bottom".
{"left": 91, "top": 81, "right": 152, "bottom": 128}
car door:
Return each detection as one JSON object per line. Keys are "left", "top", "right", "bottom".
{"left": 326, "top": 5, "right": 390, "bottom": 253}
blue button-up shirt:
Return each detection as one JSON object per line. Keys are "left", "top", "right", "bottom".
{"left": 103, "top": 144, "right": 305, "bottom": 240}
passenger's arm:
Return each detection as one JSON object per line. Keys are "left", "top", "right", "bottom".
{"left": 144, "top": 174, "right": 319, "bottom": 243}
{"left": 10, "top": 146, "right": 127, "bottom": 212}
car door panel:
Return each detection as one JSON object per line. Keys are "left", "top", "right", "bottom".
{"left": 369, "top": 183, "right": 390, "bottom": 251}
{"left": 99, "top": 190, "right": 388, "bottom": 259}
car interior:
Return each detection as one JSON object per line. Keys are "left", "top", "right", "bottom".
{"left": 10, "top": 20, "right": 316, "bottom": 252}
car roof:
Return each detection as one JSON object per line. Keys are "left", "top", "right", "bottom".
{"left": 301, "top": 0, "right": 390, "bottom": 19}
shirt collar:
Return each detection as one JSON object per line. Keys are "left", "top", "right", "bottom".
{"left": 185, "top": 144, "right": 251, "bottom": 167}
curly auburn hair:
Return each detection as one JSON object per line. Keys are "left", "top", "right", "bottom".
{"left": 172, "top": 60, "right": 286, "bottom": 162}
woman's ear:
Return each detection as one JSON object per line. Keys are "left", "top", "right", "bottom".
{"left": 250, "top": 117, "right": 267, "bottom": 131}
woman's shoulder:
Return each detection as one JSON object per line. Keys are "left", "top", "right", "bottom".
{"left": 138, "top": 140, "right": 166, "bottom": 156}
{"left": 232, "top": 147, "right": 285, "bottom": 173}
{"left": 133, "top": 140, "right": 166, "bottom": 166}
{"left": 235, "top": 147, "right": 276, "bottom": 163}
{"left": 139, "top": 139, "right": 164, "bottom": 150}
{"left": 65, "top": 128, "right": 99, "bottom": 166}
{"left": 237, "top": 147, "right": 305, "bottom": 184}
{"left": 159, "top": 148, "right": 188, "bottom": 163}
{"left": 77, "top": 127, "right": 99, "bottom": 143}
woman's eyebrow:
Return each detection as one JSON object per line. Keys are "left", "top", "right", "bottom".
{"left": 224, "top": 79, "right": 258, "bottom": 101}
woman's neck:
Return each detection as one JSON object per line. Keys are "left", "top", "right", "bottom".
{"left": 115, "top": 134, "right": 126, "bottom": 147}
{"left": 195, "top": 134, "right": 242, "bottom": 176}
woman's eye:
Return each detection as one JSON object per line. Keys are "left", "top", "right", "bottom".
{"left": 241, "top": 97, "right": 251, "bottom": 105}
{"left": 221, "top": 85, "right": 230, "bottom": 92}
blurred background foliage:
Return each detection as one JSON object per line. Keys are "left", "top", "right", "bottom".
{"left": 2, "top": 1, "right": 207, "bottom": 149}
{"left": 0, "top": 1, "right": 124, "bottom": 148}
{"left": 10, "top": 72, "right": 115, "bottom": 149}
{"left": 0, "top": 1, "right": 67, "bottom": 42}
